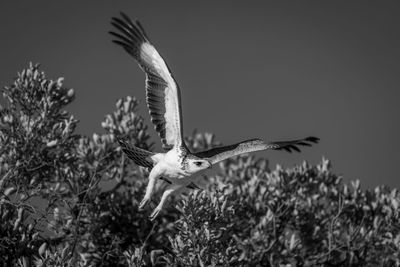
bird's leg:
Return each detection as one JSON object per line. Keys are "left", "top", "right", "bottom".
{"left": 139, "top": 169, "right": 160, "bottom": 210}
{"left": 149, "top": 184, "right": 182, "bottom": 221}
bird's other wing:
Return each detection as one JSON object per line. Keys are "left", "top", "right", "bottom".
{"left": 194, "top": 137, "right": 319, "bottom": 164}
{"left": 118, "top": 139, "right": 156, "bottom": 169}
{"left": 110, "top": 13, "right": 184, "bottom": 151}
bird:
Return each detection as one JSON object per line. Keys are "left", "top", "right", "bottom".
{"left": 109, "top": 13, "right": 320, "bottom": 220}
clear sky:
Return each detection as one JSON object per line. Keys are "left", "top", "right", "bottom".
{"left": 1, "top": 1, "right": 399, "bottom": 189}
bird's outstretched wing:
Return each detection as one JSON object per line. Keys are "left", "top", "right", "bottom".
{"left": 194, "top": 137, "right": 319, "bottom": 164}
{"left": 110, "top": 13, "right": 184, "bottom": 151}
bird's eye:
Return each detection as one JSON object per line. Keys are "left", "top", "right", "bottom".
{"left": 194, "top": 161, "right": 202, "bottom": 167}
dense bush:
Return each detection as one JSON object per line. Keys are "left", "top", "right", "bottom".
{"left": 1, "top": 64, "right": 399, "bottom": 266}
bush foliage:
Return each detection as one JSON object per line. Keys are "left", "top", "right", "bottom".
{"left": 1, "top": 64, "right": 399, "bottom": 266}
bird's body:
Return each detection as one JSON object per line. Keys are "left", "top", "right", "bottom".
{"left": 110, "top": 13, "right": 320, "bottom": 220}
{"left": 151, "top": 148, "right": 197, "bottom": 180}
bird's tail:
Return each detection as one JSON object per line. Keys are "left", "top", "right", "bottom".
{"left": 118, "top": 139, "right": 155, "bottom": 169}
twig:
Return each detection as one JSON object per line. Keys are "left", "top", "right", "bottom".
{"left": 67, "top": 169, "right": 99, "bottom": 264}
{"left": 327, "top": 194, "right": 344, "bottom": 260}
{"left": 0, "top": 168, "right": 14, "bottom": 191}
{"left": 141, "top": 222, "right": 157, "bottom": 252}
{"left": 66, "top": 151, "right": 115, "bottom": 264}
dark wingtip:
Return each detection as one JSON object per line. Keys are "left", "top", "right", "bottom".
{"left": 297, "top": 142, "right": 312, "bottom": 147}
{"left": 291, "top": 145, "right": 301, "bottom": 153}
{"left": 111, "top": 40, "right": 129, "bottom": 50}
{"left": 119, "top": 11, "right": 133, "bottom": 23}
{"left": 108, "top": 31, "right": 121, "bottom": 39}
{"left": 110, "top": 13, "right": 148, "bottom": 46}
{"left": 305, "top": 136, "right": 320, "bottom": 143}
{"left": 283, "top": 147, "right": 292, "bottom": 153}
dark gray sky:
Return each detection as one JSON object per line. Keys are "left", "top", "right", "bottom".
{"left": 1, "top": 1, "right": 399, "bottom": 189}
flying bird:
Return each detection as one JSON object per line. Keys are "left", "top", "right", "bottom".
{"left": 109, "top": 13, "right": 319, "bottom": 220}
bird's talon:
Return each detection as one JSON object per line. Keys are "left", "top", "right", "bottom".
{"left": 149, "top": 208, "right": 161, "bottom": 221}
{"left": 139, "top": 197, "right": 150, "bottom": 210}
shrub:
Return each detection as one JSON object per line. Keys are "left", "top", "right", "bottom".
{"left": 1, "top": 64, "right": 399, "bottom": 266}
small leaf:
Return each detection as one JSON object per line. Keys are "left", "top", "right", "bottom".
{"left": 46, "top": 140, "right": 57, "bottom": 147}
{"left": 289, "top": 233, "right": 297, "bottom": 251}
{"left": 4, "top": 187, "right": 15, "bottom": 196}
{"left": 38, "top": 242, "right": 47, "bottom": 257}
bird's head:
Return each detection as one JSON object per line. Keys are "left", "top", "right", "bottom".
{"left": 183, "top": 156, "right": 212, "bottom": 174}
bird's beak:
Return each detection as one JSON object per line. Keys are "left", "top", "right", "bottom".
{"left": 207, "top": 161, "right": 213, "bottom": 169}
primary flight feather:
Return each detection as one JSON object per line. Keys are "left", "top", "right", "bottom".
{"left": 110, "top": 13, "right": 319, "bottom": 220}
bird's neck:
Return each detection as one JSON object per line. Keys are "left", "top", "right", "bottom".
{"left": 172, "top": 145, "right": 189, "bottom": 171}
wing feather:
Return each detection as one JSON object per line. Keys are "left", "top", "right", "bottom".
{"left": 118, "top": 139, "right": 155, "bottom": 169}
{"left": 195, "top": 136, "right": 320, "bottom": 164}
{"left": 110, "top": 13, "right": 184, "bottom": 150}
